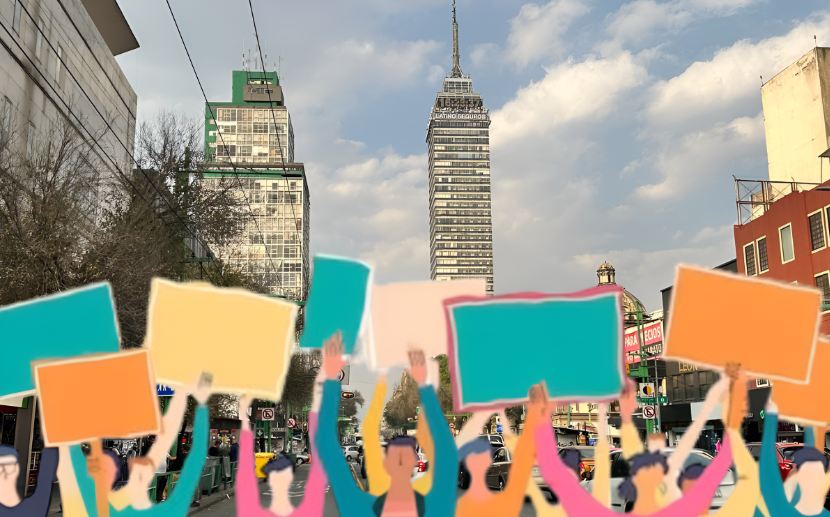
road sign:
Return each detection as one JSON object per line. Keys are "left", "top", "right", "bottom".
{"left": 637, "top": 396, "right": 668, "bottom": 404}
{"left": 639, "top": 383, "right": 655, "bottom": 398}
{"left": 760, "top": 410, "right": 765, "bottom": 419}
{"left": 156, "top": 384, "right": 175, "bottom": 397}
{"left": 338, "top": 365, "right": 351, "bottom": 385}
{"left": 256, "top": 428, "right": 264, "bottom": 437}
{"left": 287, "top": 418, "right": 296, "bottom": 429}
{"left": 415, "top": 406, "right": 419, "bottom": 414}
{"left": 261, "top": 408, "right": 275, "bottom": 421}
{"left": 643, "top": 406, "right": 657, "bottom": 419}
{"left": 302, "top": 406, "right": 311, "bottom": 412}
{"left": 342, "top": 392, "right": 355, "bottom": 399}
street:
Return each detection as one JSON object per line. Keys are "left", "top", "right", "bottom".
{"left": 202, "top": 463, "right": 538, "bottom": 516}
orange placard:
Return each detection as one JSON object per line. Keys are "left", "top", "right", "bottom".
{"left": 664, "top": 264, "right": 821, "bottom": 383}
{"left": 775, "top": 338, "right": 830, "bottom": 425}
{"left": 34, "top": 350, "right": 160, "bottom": 446}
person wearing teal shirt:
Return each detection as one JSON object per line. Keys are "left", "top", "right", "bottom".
{"left": 760, "top": 400, "right": 830, "bottom": 517}
{"left": 72, "top": 378, "right": 210, "bottom": 517}
{"left": 316, "top": 332, "right": 458, "bottom": 517}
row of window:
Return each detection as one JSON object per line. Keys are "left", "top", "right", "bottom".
{"left": 432, "top": 177, "right": 491, "bottom": 184}
{"left": 215, "top": 108, "right": 287, "bottom": 122}
{"left": 743, "top": 224, "right": 790, "bottom": 276}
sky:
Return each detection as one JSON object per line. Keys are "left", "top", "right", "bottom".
{"left": 115, "top": 0, "right": 830, "bottom": 420}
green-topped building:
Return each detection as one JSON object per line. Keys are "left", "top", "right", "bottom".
{"left": 203, "top": 70, "right": 309, "bottom": 300}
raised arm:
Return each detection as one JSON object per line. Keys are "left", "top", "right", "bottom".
{"left": 759, "top": 401, "right": 793, "bottom": 517}
{"left": 666, "top": 375, "right": 729, "bottom": 476}
{"left": 296, "top": 367, "right": 328, "bottom": 517}
{"left": 501, "top": 383, "right": 545, "bottom": 511}
{"left": 362, "top": 374, "right": 391, "bottom": 496}
{"left": 618, "top": 380, "right": 644, "bottom": 460}
{"left": 412, "top": 399, "right": 434, "bottom": 495}
{"left": 592, "top": 403, "right": 610, "bottom": 507}
{"left": 315, "top": 332, "right": 375, "bottom": 511}
{"left": 410, "top": 352, "right": 457, "bottom": 510}
{"left": 146, "top": 388, "right": 189, "bottom": 467}
{"left": 235, "top": 396, "right": 270, "bottom": 517}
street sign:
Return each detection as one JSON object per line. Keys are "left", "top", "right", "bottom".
{"left": 338, "top": 365, "right": 351, "bottom": 385}
{"left": 256, "top": 428, "right": 264, "bottom": 437}
{"left": 342, "top": 392, "right": 355, "bottom": 399}
{"left": 760, "top": 410, "right": 765, "bottom": 419}
{"left": 637, "top": 396, "right": 668, "bottom": 404}
{"left": 261, "top": 408, "right": 275, "bottom": 421}
{"left": 639, "top": 383, "right": 655, "bottom": 398}
{"left": 156, "top": 384, "right": 175, "bottom": 397}
{"left": 338, "top": 417, "right": 351, "bottom": 421}
{"left": 302, "top": 406, "right": 311, "bottom": 412}
{"left": 415, "top": 406, "right": 419, "bottom": 414}
{"left": 496, "top": 424, "right": 503, "bottom": 433}
{"left": 643, "top": 406, "right": 657, "bottom": 419}
{"left": 287, "top": 418, "right": 296, "bottom": 429}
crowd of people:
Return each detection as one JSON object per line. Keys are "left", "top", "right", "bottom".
{"left": 0, "top": 329, "right": 828, "bottom": 517}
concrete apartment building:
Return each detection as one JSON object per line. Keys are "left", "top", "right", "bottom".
{"left": 762, "top": 47, "right": 830, "bottom": 184}
{"left": 0, "top": 0, "right": 138, "bottom": 499}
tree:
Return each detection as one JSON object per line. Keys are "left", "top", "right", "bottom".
{"left": 383, "top": 372, "right": 420, "bottom": 430}
{"left": 436, "top": 355, "right": 454, "bottom": 414}
{"left": 340, "top": 390, "right": 365, "bottom": 418}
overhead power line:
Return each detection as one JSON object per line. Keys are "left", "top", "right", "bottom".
{"left": 166, "top": 0, "right": 290, "bottom": 294}
{"left": 1, "top": 5, "right": 228, "bottom": 285}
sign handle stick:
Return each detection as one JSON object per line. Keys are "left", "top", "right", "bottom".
{"left": 89, "top": 439, "right": 110, "bottom": 517}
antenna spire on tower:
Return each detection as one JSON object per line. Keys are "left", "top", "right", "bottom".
{"left": 451, "top": 0, "right": 463, "bottom": 77}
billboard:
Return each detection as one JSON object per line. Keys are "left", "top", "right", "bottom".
{"left": 624, "top": 320, "right": 663, "bottom": 364}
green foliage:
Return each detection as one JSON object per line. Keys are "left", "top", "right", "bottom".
{"left": 436, "top": 355, "right": 454, "bottom": 414}
{"left": 383, "top": 373, "right": 420, "bottom": 430}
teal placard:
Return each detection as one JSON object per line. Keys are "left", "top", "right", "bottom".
{"left": 0, "top": 282, "right": 121, "bottom": 399}
{"left": 300, "top": 255, "right": 372, "bottom": 352}
{"left": 447, "top": 289, "right": 624, "bottom": 412}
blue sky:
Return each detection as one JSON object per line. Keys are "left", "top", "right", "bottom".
{"left": 115, "top": 0, "right": 828, "bottom": 313}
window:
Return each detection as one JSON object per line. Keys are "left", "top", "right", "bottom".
{"left": 744, "top": 243, "right": 757, "bottom": 276}
{"left": 13, "top": 1, "right": 21, "bottom": 34}
{"left": 493, "top": 449, "right": 507, "bottom": 463}
{"left": 756, "top": 379, "right": 770, "bottom": 388}
{"left": 35, "top": 19, "right": 43, "bottom": 60}
{"left": 610, "top": 453, "right": 629, "bottom": 478}
{"left": 671, "top": 376, "right": 684, "bottom": 402}
{"left": 815, "top": 272, "right": 830, "bottom": 305}
{"left": 55, "top": 45, "right": 63, "bottom": 81}
{"left": 757, "top": 237, "right": 769, "bottom": 273}
{"left": 809, "top": 210, "right": 826, "bottom": 251}
{"left": 1, "top": 97, "right": 11, "bottom": 143}
{"left": 25, "top": 122, "right": 34, "bottom": 159}
{"left": 779, "top": 224, "right": 795, "bottom": 263}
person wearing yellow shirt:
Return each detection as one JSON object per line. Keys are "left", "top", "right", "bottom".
{"left": 677, "top": 366, "right": 769, "bottom": 517}
{"left": 361, "top": 372, "right": 435, "bottom": 496}
{"left": 524, "top": 402, "right": 612, "bottom": 516}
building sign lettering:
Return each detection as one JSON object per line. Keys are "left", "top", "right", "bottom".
{"left": 678, "top": 362, "right": 698, "bottom": 373}
{"left": 624, "top": 320, "right": 664, "bottom": 364}
{"left": 434, "top": 97, "right": 484, "bottom": 110}
{"left": 432, "top": 112, "right": 489, "bottom": 121}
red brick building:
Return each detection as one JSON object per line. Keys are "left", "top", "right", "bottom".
{"left": 734, "top": 180, "right": 830, "bottom": 334}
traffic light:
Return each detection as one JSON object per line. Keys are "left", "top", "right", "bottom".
{"left": 342, "top": 392, "right": 355, "bottom": 399}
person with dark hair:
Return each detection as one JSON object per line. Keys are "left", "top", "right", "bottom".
{"left": 677, "top": 464, "right": 706, "bottom": 492}
{"left": 762, "top": 397, "right": 830, "bottom": 517}
{"left": 208, "top": 441, "right": 221, "bottom": 457}
{"left": 617, "top": 452, "right": 669, "bottom": 512}
{"left": 317, "top": 332, "right": 457, "bottom": 517}
{"left": 455, "top": 383, "right": 546, "bottom": 517}
{"left": 0, "top": 445, "right": 58, "bottom": 517}
{"left": 229, "top": 435, "right": 239, "bottom": 463}
{"left": 236, "top": 368, "right": 327, "bottom": 517}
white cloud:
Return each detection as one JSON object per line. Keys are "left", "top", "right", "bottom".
{"left": 636, "top": 113, "right": 765, "bottom": 199}
{"left": 646, "top": 13, "right": 830, "bottom": 128}
{"left": 601, "top": 0, "right": 762, "bottom": 54}
{"left": 490, "top": 52, "right": 648, "bottom": 147}
{"left": 690, "top": 224, "right": 734, "bottom": 244}
{"left": 470, "top": 43, "right": 501, "bottom": 68}
{"left": 506, "top": 0, "right": 590, "bottom": 67}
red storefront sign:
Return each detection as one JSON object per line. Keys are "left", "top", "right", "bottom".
{"left": 624, "top": 321, "right": 663, "bottom": 364}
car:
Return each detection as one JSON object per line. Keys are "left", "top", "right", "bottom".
{"left": 746, "top": 442, "right": 830, "bottom": 510}
{"left": 343, "top": 445, "right": 360, "bottom": 462}
{"left": 580, "top": 448, "right": 736, "bottom": 513}
{"left": 558, "top": 446, "right": 621, "bottom": 481}
{"left": 294, "top": 452, "right": 310, "bottom": 466}
{"left": 482, "top": 434, "right": 505, "bottom": 446}
{"left": 458, "top": 441, "right": 503, "bottom": 489}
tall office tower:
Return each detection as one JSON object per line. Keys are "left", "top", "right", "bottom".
{"left": 203, "top": 70, "right": 310, "bottom": 300}
{"left": 426, "top": 1, "right": 493, "bottom": 293}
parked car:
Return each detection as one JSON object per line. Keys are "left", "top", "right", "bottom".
{"left": 558, "top": 446, "right": 621, "bottom": 481}
{"left": 581, "top": 448, "right": 735, "bottom": 513}
{"left": 294, "top": 451, "right": 310, "bottom": 466}
{"left": 745, "top": 442, "right": 830, "bottom": 510}
{"left": 343, "top": 445, "right": 360, "bottom": 462}
{"left": 483, "top": 434, "right": 505, "bottom": 446}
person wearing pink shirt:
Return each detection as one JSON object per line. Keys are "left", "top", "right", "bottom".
{"left": 235, "top": 370, "right": 327, "bottom": 517}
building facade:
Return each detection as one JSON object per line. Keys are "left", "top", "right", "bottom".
{"left": 426, "top": 4, "right": 493, "bottom": 293}
{"left": 762, "top": 47, "right": 830, "bottom": 184}
{"left": 203, "top": 71, "right": 309, "bottom": 300}
{"left": 0, "top": 0, "right": 139, "bottom": 498}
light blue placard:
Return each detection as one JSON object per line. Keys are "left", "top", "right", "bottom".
{"left": 300, "top": 254, "right": 372, "bottom": 352}
{"left": 449, "top": 292, "right": 623, "bottom": 411}
{"left": 0, "top": 282, "right": 120, "bottom": 399}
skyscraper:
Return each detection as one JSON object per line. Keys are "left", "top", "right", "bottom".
{"left": 203, "top": 70, "right": 310, "bottom": 300}
{"left": 426, "top": 1, "right": 493, "bottom": 293}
